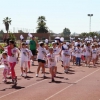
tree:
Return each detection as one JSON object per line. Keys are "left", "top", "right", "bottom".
{"left": 62, "top": 28, "right": 71, "bottom": 36}
{"left": 79, "top": 32, "right": 88, "bottom": 37}
{"left": 88, "top": 32, "right": 98, "bottom": 37}
{"left": 9, "top": 32, "right": 16, "bottom": 41}
{"left": 79, "top": 32, "right": 99, "bottom": 38}
{"left": 0, "top": 30, "right": 4, "bottom": 39}
{"left": 36, "top": 16, "right": 48, "bottom": 33}
{"left": 3, "top": 17, "right": 12, "bottom": 38}
{"left": 0, "top": 30, "right": 4, "bottom": 34}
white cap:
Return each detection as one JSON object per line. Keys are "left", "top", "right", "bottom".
{"left": 87, "top": 41, "right": 90, "bottom": 43}
{"left": 55, "top": 37, "right": 60, "bottom": 40}
{"left": 75, "top": 42, "right": 78, "bottom": 46}
{"left": 85, "top": 38, "right": 89, "bottom": 41}
{"left": 28, "top": 33, "right": 32, "bottom": 37}
{"left": 20, "top": 35, "right": 24, "bottom": 40}
{"left": 78, "top": 38, "right": 80, "bottom": 40}
{"left": 66, "top": 42, "right": 69, "bottom": 45}
{"left": 45, "top": 39, "right": 48, "bottom": 43}
{"left": 63, "top": 44, "right": 68, "bottom": 49}
{"left": 55, "top": 40, "right": 57, "bottom": 43}
{"left": 60, "top": 37, "right": 64, "bottom": 42}
{"left": 26, "top": 40, "right": 30, "bottom": 44}
{"left": 39, "top": 41, "right": 43, "bottom": 44}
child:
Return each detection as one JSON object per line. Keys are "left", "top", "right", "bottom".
{"left": 62, "top": 44, "right": 71, "bottom": 73}
{"left": 75, "top": 44, "right": 82, "bottom": 66}
{"left": 36, "top": 42, "right": 46, "bottom": 78}
{"left": 52, "top": 42, "right": 61, "bottom": 76}
{"left": 20, "top": 42, "right": 29, "bottom": 77}
{"left": 0, "top": 40, "right": 20, "bottom": 85}
{"left": 91, "top": 45, "right": 97, "bottom": 67}
{"left": 72, "top": 45, "right": 76, "bottom": 65}
{"left": 47, "top": 47, "right": 56, "bottom": 82}
{"left": 0, "top": 52, "right": 10, "bottom": 83}
{"left": 85, "top": 43, "right": 92, "bottom": 67}
{"left": 81, "top": 45, "right": 85, "bottom": 63}
{"left": 26, "top": 45, "right": 33, "bottom": 72}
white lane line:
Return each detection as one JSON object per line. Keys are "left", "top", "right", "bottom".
{"left": 45, "top": 68, "right": 100, "bottom": 100}
{"left": 0, "top": 79, "right": 46, "bottom": 99}
{"left": 0, "top": 66, "right": 80, "bottom": 99}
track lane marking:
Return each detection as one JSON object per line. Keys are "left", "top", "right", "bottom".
{"left": 45, "top": 68, "right": 100, "bottom": 100}
{"left": 0, "top": 67, "right": 83, "bottom": 99}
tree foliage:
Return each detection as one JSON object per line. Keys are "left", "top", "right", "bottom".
{"left": 62, "top": 28, "right": 71, "bottom": 36}
{"left": 0, "top": 30, "right": 4, "bottom": 34}
{"left": 9, "top": 32, "right": 16, "bottom": 41}
{"left": 79, "top": 32, "right": 99, "bottom": 37}
{"left": 36, "top": 16, "right": 48, "bottom": 33}
{"left": 3, "top": 17, "right": 12, "bottom": 33}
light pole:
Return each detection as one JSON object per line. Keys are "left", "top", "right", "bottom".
{"left": 87, "top": 14, "right": 93, "bottom": 32}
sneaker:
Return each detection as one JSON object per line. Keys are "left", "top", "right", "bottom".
{"left": 52, "top": 78, "right": 55, "bottom": 82}
{"left": 12, "top": 78, "right": 17, "bottom": 85}
{"left": 24, "top": 75, "right": 27, "bottom": 78}
{"left": 32, "top": 62, "right": 34, "bottom": 66}
{"left": 21, "top": 73, "right": 24, "bottom": 77}
{"left": 43, "top": 74, "right": 46, "bottom": 79}
{"left": 2, "top": 79, "right": 7, "bottom": 83}
{"left": 65, "top": 69, "right": 68, "bottom": 73}
{"left": 36, "top": 74, "right": 38, "bottom": 77}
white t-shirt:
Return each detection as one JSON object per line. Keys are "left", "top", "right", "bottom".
{"left": 53, "top": 47, "right": 61, "bottom": 55}
{"left": 96, "top": 48, "right": 100, "bottom": 55}
{"left": 85, "top": 46, "right": 91, "bottom": 56}
{"left": 5, "top": 47, "right": 19, "bottom": 63}
{"left": 92, "top": 49, "right": 97, "bottom": 58}
{"left": 1, "top": 57, "right": 9, "bottom": 69}
{"left": 62, "top": 49, "right": 71, "bottom": 61}
{"left": 28, "top": 49, "right": 33, "bottom": 60}
{"left": 47, "top": 53, "right": 56, "bottom": 67}
{"left": 20, "top": 48, "right": 29, "bottom": 61}
{"left": 37, "top": 46, "right": 46, "bottom": 60}
{"left": 75, "top": 48, "right": 82, "bottom": 58}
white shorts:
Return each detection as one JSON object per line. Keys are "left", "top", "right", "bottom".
{"left": 55, "top": 55, "right": 60, "bottom": 63}
{"left": 63, "top": 58, "right": 70, "bottom": 66}
{"left": 48, "top": 62, "right": 56, "bottom": 68}
{"left": 20, "top": 60, "right": 28, "bottom": 68}
{"left": 92, "top": 55, "right": 97, "bottom": 59}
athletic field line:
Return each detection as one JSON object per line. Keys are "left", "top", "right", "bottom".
{"left": 45, "top": 68, "right": 100, "bottom": 100}
{"left": 0, "top": 67, "right": 81, "bottom": 99}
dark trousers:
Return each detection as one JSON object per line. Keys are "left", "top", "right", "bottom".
{"left": 76, "top": 57, "right": 81, "bottom": 66}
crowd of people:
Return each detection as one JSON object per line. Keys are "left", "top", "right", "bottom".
{"left": 0, "top": 35, "right": 100, "bottom": 86}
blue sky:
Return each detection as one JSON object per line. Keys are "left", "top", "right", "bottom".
{"left": 0, "top": 0, "right": 100, "bottom": 34}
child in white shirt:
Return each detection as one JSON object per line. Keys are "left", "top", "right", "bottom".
{"left": 75, "top": 44, "right": 82, "bottom": 66}
{"left": 36, "top": 42, "right": 46, "bottom": 78}
{"left": 20, "top": 42, "right": 29, "bottom": 77}
{"left": 85, "top": 43, "right": 92, "bottom": 67}
{"left": 47, "top": 47, "right": 56, "bottom": 82}
{"left": 91, "top": 45, "right": 97, "bottom": 66}
{"left": 62, "top": 45, "right": 71, "bottom": 73}
{"left": 52, "top": 42, "right": 61, "bottom": 76}
{"left": 26, "top": 45, "right": 33, "bottom": 72}
{"left": 0, "top": 52, "right": 10, "bottom": 83}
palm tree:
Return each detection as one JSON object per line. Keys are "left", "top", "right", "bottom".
{"left": 36, "top": 16, "right": 48, "bottom": 33}
{"left": 37, "top": 16, "right": 46, "bottom": 23}
{"left": 3, "top": 17, "right": 12, "bottom": 38}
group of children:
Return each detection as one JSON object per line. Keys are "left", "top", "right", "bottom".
{"left": 0, "top": 37, "right": 100, "bottom": 85}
